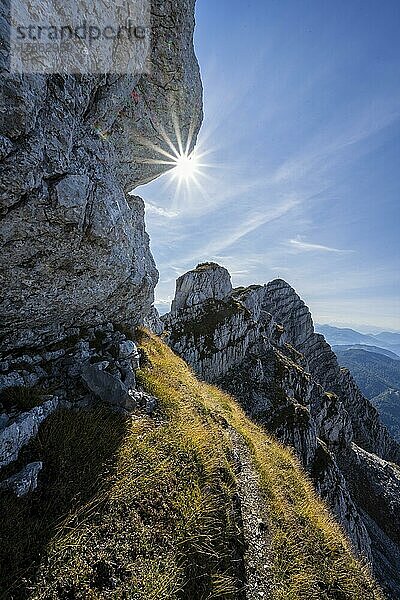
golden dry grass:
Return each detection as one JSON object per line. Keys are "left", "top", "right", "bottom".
{"left": 0, "top": 328, "right": 383, "bottom": 599}
{"left": 137, "top": 329, "right": 382, "bottom": 600}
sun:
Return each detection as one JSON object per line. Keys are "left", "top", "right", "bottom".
{"left": 136, "top": 111, "right": 212, "bottom": 194}
{"left": 173, "top": 152, "right": 199, "bottom": 181}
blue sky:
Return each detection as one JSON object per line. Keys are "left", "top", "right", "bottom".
{"left": 136, "top": 0, "right": 400, "bottom": 331}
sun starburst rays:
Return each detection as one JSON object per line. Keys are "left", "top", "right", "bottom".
{"left": 136, "top": 113, "right": 213, "bottom": 198}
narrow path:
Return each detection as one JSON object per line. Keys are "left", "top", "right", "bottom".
{"left": 228, "top": 427, "right": 272, "bottom": 600}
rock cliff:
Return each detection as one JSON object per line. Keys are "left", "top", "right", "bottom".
{"left": 263, "top": 279, "right": 400, "bottom": 463}
{"left": 0, "top": 0, "right": 203, "bottom": 352}
{"left": 163, "top": 263, "right": 400, "bottom": 599}
{"left": 0, "top": 0, "right": 203, "bottom": 580}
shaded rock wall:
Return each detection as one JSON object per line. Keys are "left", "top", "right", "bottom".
{"left": 0, "top": 0, "right": 203, "bottom": 352}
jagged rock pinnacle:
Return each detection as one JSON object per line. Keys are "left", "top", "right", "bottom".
{"left": 171, "top": 263, "right": 233, "bottom": 312}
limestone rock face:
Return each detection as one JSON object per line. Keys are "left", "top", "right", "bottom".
{"left": 163, "top": 263, "right": 400, "bottom": 596}
{"left": 263, "top": 279, "right": 400, "bottom": 464}
{"left": 143, "top": 306, "right": 164, "bottom": 335}
{"left": 312, "top": 441, "right": 372, "bottom": 559}
{"left": 171, "top": 263, "right": 233, "bottom": 313}
{"left": 338, "top": 444, "right": 400, "bottom": 600}
{"left": 0, "top": 0, "right": 203, "bottom": 352}
{"left": 0, "top": 398, "right": 59, "bottom": 468}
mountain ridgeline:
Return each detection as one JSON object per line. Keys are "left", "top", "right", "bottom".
{"left": 317, "top": 325, "right": 400, "bottom": 358}
{"left": 163, "top": 263, "right": 400, "bottom": 599}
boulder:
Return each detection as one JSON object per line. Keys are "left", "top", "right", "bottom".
{"left": 118, "top": 340, "right": 140, "bottom": 364}
{"left": 0, "top": 461, "right": 43, "bottom": 497}
{"left": 128, "top": 389, "right": 158, "bottom": 415}
{"left": 81, "top": 363, "right": 136, "bottom": 411}
{"left": 0, "top": 398, "right": 59, "bottom": 468}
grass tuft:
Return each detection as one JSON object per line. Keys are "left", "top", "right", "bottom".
{"left": 0, "top": 386, "right": 46, "bottom": 413}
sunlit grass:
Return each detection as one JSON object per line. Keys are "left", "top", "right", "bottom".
{"left": 0, "top": 329, "right": 382, "bottom": 599}
{"left": 137, "top": 329, "right": 382, "bottom": 600}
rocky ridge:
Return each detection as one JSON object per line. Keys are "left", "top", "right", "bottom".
{"left": 163, "top": 262, "right": 400, "bottom": 599}
{"left": 262, "top": 279, "right": 400, "bottom": 463}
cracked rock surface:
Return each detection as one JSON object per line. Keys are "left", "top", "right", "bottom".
{"left": 0, "top": 0, "right": 203, "bottom": 353}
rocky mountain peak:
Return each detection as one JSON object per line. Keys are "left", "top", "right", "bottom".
{"left": 264, "top": 278, "right": 315, "bottom": 347}
{"left": 171, "top": 262, "right": 232, "bottom": 312}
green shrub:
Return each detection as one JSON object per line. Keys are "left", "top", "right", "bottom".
{"left": 0, "top": 386, "right": 45, "bottom": 412}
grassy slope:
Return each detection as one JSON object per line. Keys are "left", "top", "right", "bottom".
{"left": 0, "top": 330, "right": 382, "bottom": 600}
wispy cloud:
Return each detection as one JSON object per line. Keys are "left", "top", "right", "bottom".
{"left": 176, "top": 199, "right": 300, "bottom": 267}
{"left": 272, "top": 94, "right": 400, "bottom": 188}
{"left": 145, "top": 202, "right": 179, "bottom": 218}
{"left": 288, "top": 237, "right": 353, "bottom": 254}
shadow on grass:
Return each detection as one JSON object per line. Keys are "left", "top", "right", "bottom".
{"left": 0, "top": 407, "right": 127, "bottom": 599}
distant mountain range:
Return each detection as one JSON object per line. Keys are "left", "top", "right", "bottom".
{"left": 334, "top": 348, "right": 400, "bottom": 398}
{"left": 334, "top": 345, "right": 400, "bottom": 442}
{"left": 316, "top": 325, "right": 400, "bottom": 442}
{"left": 333, "top": 344, "right": 399, "bottom": 360}
{"left": 316, "top": 324, "right": 400, "bottom": 357}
